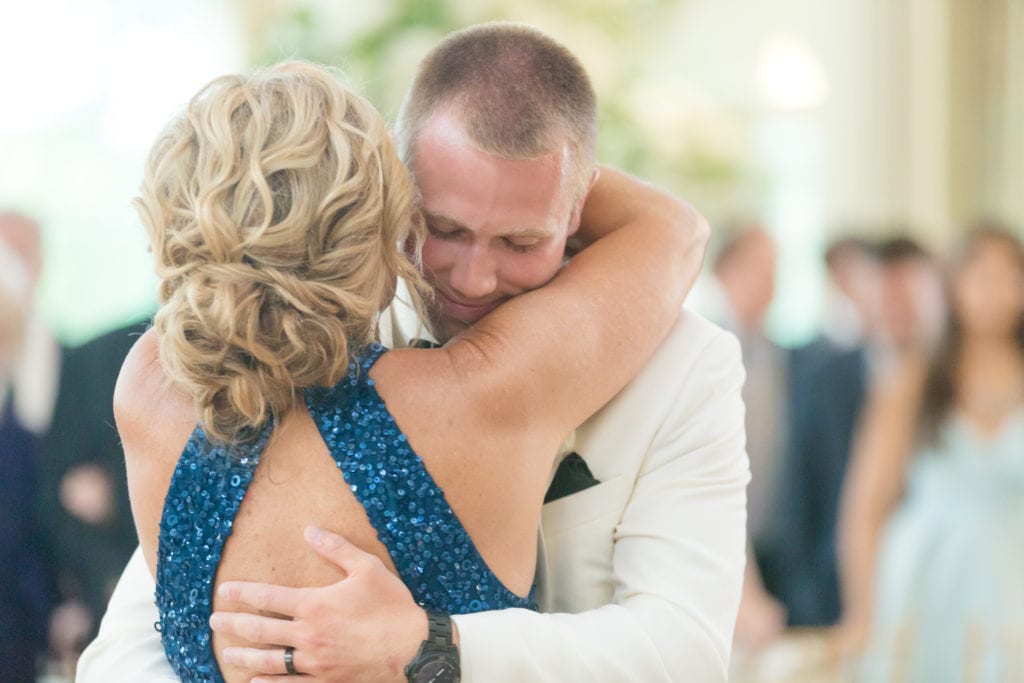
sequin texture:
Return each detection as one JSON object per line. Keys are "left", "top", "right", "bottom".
{"left": 156, "top": 343, "right": 536, "bottom": 681}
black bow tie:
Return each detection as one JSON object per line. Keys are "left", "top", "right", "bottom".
{"left": 545, "top": 453, "right": 600, "bottom": 503}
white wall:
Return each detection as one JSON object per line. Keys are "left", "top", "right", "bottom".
{"left": 0, "top": 0, "right": 245, "bottom": 342}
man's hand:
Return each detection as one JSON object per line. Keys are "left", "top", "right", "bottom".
{"left": 210, "top": 526, "right": 428, "bottom": 682}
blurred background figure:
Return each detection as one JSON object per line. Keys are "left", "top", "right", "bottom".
{"left": 0, "top": 212, "right": 60, "bottom": 435}
{"left": 36, "top": 319, "right": 148, "bottom": 676}
{"left": 840, "top": 226, "right": 1024, "bottom": 682}
{"left": 0, "top": 211, "right": 145, "bottom": 679}
{"left": 817, "top": 237, "right": 883, "bottom": 353}
{"left": 0, "top": 211, "right": 59, "bottom": 682}
{"left": 873, "top": 237, "right": 947, "bottom": 364}
{"left": 769, "top": 234, "right": 945, "bottom": 635}
{"left": 706, "top": 223, "right": 791, "bottom": 653}
{"left": 771, "top": 237, "right": 881, "bottom": 633}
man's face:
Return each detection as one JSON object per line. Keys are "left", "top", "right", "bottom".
{"left": 410, "top": 112, "right": 580, "bottom": 341}
{"left": 879, "top": 258, "right": 945, "bottom": 350}
{"left": 717, "top": 230, "right": 777, "bottom": 330}
{"left": 829, "top": 250, "right": 882, "bottom": 333}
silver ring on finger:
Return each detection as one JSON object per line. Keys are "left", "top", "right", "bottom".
{"left": 284, "top": 645, "right": 298, "bottom": 675}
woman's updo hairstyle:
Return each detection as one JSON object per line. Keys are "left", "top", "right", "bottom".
{"left": 136, "top": 60, "right": 428, "bottom": 443}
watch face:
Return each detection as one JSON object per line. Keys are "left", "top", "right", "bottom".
{"left": 412, "top": 658, "right": 459, "bottom": 683}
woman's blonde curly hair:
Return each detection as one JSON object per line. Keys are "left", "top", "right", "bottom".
{"left": 136, "top": 60, "right": 429, "bottom": 443}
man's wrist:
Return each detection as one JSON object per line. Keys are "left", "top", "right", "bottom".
{"left": 404, "top": 610, "right": 460, "bottom": 682}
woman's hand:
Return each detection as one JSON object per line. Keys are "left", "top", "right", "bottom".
{"left": 733, "top": 555, "right": 786, "bottom": 653}
{"left": 211, "top": 527, "right": 430, "bottom": 682}
{"left": 833, "top": 612, "right": 872, "bottom": 659}
{"left": 733, "top": 585, "right": 786, "bottom": 653}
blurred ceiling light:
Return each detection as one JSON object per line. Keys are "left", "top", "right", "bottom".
{"left": 756, "top": 35, "right": 828, "bottom": 110}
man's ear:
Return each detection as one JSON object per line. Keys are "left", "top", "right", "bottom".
{"left": 566, "top": 168, "right": 601, "bottom": 237}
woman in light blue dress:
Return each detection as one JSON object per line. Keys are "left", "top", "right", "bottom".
{"left": 840, "top": 227, "right": 1024, "bottom": 682}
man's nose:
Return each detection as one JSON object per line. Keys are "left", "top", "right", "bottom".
{"left": 449, "top": 247, "right": 498, "bottom": 300}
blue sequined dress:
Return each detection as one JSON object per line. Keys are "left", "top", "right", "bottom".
{"left": 155, "top": 343, "right": 537, "bottom": 682}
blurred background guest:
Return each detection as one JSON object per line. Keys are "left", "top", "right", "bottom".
{"left": 37, "top": 319, "right": 149, "bottom": 675}
{"left": 771, "top": 234, "right": 945, "bottom": 632}
{"left": 839, "top": 226, "right": 1024, "bottom": 682}
{"left": 815, "top": 237, "right": 882, "bottom": 354}
{"left": 0, "top": 211, "right": 146, "bottom": 679}
{"left": 771, "top": 236, "right": 881, "bottom": 630}
{"left": 0, "top": 212, "right": 59, "bottom": 682}
{"left": 706, "top": 223, "right": 791, "bottom": 652}
{"left": 0, "top": 212, "right": 61, "bottom": 436}
{"left": 873, "top": 237, "right": 947, "bottom": 365}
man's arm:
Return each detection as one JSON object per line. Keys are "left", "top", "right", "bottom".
{"left": 76, "top": 547, "right": 178, "bottom": 682}
{"left": 453, "top": 329, "right": 749, "bottom": 681}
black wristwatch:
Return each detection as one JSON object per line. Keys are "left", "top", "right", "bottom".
{"left": 405, "top": 610, "right": 461, "bottom": 683}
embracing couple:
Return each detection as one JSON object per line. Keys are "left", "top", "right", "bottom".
{"left": 78, "top": 22, "right": 749, "bottom": 683}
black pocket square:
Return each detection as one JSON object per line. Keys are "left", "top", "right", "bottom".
{"left": 544, "top": 452, "right": 601, "bottom": 503}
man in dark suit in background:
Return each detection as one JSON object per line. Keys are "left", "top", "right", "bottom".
{"left": 778, "top": 345, "right": 870, "bottom": 625}
{"left": 0, "top": 211, "right": 59, "bottom": 681}
{"left": 708, "top": 223, "right": 791, "bottom": 649}
{"left": 775, "top": 236, "right": 943, "bottom": 626}
{"left": 775, "top": 237, "right": 878, "bottom": 627}
{"left": 37, "top": 319, "right": 151, "bottom": 666}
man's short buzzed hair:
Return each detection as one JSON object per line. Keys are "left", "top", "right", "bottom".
{"left": 397, "top": 22, "right": 597, "bottom": 199}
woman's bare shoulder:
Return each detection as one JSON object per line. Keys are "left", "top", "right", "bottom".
{"left": 117, "top": 328, "right": 197, "bottom": 572}
{"left": 115, "top": 328, "right": 195, "bottom": 459}
{"left": 370, "top": 344, "right": 553, "bottom": 472}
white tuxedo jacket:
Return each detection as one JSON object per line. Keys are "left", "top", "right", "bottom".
{"left": 78, "top": 305, "right": 749, "bottom": 682}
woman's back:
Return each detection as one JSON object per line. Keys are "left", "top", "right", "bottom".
{"left": 133, "top": 340, "right": 541, "bottom": 681}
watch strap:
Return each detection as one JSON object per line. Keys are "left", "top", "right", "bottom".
{"left": 425, "top": 610, "right": 453, "bottom": 647}
{"left": 405, "top": 610, "right": 460, "bottom": 682}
